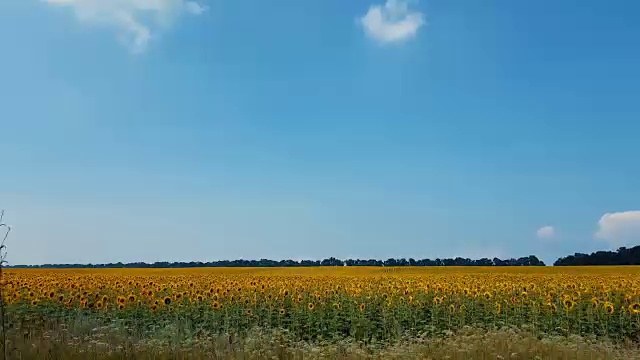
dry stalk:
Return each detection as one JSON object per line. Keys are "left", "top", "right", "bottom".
{"left": 0, "top": 210, "right": 12, "bottom": 360}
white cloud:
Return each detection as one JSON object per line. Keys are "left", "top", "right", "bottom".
{"left": 536, "top": 226, "right": 555, "bottom": 240}
{"left": 44, "top": 0, "right": 207, "bottom": 53}
{"left": 359, "top": 0, "right": 425, "bottom": 44}
{"left": 595, "top": 211, "right": 640, "bottom": 248}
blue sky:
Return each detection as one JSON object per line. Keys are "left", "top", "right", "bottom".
{"left": 1, "top": 0, "right": 639, "bottom": 265}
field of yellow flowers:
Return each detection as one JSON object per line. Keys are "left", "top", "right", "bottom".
{"left": 4, "top": 266, "right": 640, "bottom": 344}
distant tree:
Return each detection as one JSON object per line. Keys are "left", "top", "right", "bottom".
{"left": 554, "top": 245, "right": 640, "bottom": 266}
{"left": 8, "top": 255, "right": 548, "bottom": 268}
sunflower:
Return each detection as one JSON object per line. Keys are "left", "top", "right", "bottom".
{"left": 433, "top": 297, "right": 443, "bottom": 305}
{"left": 212, "top": 301, "right": 221, "bottom": 310}
{"left": 95, "top": 301, "right": 103, "bottom": 309}
{"left": 128, "top": 294, "right": 136, "bottom": 303}
{"left": 563, "top": 299, "right": 576, "bottom": 311}
{"left": 604, "top": 302, "right": 615, "bottom": 314}
{"left": 307, "top": 302, "right": 315, "bottom": 311}
{"left": 245, "top": 309, "right": 253, "bottom": 316}
{"left": 164, "top": 296, "right": 172, "bottom": 306}
{"left": 279, "top": 308, "right": 286, "bottom": 315}
{"left": 483, "top": 292, "right": 492, "bottom": 300}
{"left": 118, "top": 303, "right": 125, "bottom": 310}
{"left": 628, "top": 303, "right": 640, "bottom": 314}
{"left": 359, "top": 303, "right": 366, "bottom": 312}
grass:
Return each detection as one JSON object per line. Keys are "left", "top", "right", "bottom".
{"left": 4, "top": 315, "right": 640, "bottom": 359}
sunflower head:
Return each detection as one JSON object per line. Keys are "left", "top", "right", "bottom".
{"left": 604, "top": 302, "right": 615, "bottom": 314}
{"left": 563, "top": 299, "right": 575, "bottom": 311}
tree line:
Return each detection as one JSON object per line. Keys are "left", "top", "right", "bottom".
{"left": 8, "top": 244, "right": 640, "bottom": 269}
{"left": 553, "top": 245, "right": 640, "bottom": 266}
{"left": 7, "top": 255, "right": 546, "bottom": 268}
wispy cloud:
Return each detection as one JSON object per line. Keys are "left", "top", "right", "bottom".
{"left": 44, "top": 0, "right": 207, "bottom": 53}
{"left": 358, "top": 0, "right": 425, "bottom": 44}
{"left": 185, "top": 1, "right": 207, "bottom": 15}
{"left": 536, "top": 225, "right": 555, "bottom": 240}
{"left": 595, "top": 211, "right": 640, "bottom": 248}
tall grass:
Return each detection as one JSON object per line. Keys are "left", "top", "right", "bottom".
{"left": 4, "top": 318, "right": 640, "bottom": 359}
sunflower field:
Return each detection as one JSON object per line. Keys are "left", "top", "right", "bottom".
{"left": 3, "top": 266, "right": 640, "bottom": 344}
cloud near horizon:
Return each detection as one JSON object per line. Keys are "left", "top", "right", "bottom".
{"left": 44, "top": 0, "right": 207, "bottom": 53}
{"left": 536, "top": 225, "right": 555, "bottom": 240}
{"left": 359, "top": 0, "right": 425, "bottom": 44}
{"left": 595, "top": 211, "right": 640, "bottom": 248}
